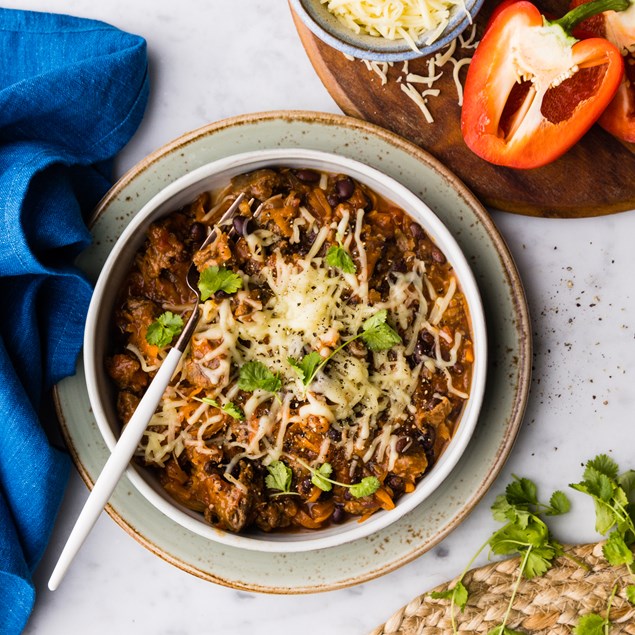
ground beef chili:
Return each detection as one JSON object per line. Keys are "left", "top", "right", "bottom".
{"left": 106, "top": 167, "right": 474, "bottom": 534}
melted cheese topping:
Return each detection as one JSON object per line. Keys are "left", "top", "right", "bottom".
{"left": 136, "top": 206, "right": 470, "bottom": 474}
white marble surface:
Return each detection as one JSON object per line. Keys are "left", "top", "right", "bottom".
{"left": 7, "top": 1, "right": 635, "bottom": 633}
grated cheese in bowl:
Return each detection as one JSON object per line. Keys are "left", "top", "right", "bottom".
{"left": 321, "top": 0, "right": 471, "bottom": 52}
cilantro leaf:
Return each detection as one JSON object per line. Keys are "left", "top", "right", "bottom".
{"left": 221, "top": 401, "right": 245, "bottom": 421}
{"left": 491, "top": 495, "right": 516, "bottom": 523}
{"left": 325, "top": 244, "right": 356, "bottom": 274}
{"left": 198, "top": 265, "right": 242, "bottom": 301}
{"left": 431, "top": 581, "right": 468, "bottom": 611}
{"left": 311, "top": 462, "right": 333, "bottom": 492}
{"left": 618, "top": 470, "right": 635, "bottom": 502}
{"left": 349, "top": 476, "right": 380, "bottom": 498}
{"left": 573, "top": 613, "right": 606, "bottom": 635}
{"left": 361, "top": 310, "right": 402, "bottom": 352}
{"left": 525, "top": 545, "right": 558, "bottom": 579}
{"left": 505, "top": 476, "right": 538, "bottom": 507}
{"left": 265, "top": 461, "right": 293, "bottom": 494}
{"left": 429, "top": 588, "right": 454, "bottom": 601}
{"left": 585, "top": 454, "right": 619, "bottom": 482}
{"left": 547, "top": 490, "right": 571, "bottom": 516}
{"left": 297, "top": 459, "right": 380, "bottom": 499}
{"left": 198, "top": 396, "right": 244, "bottom": 421}
{"left": 362, "top": 310, "right": 389, "bottom": 332}
{"left": 602, "top": 531, "right": 634, "bottom": 566}
{"left": 626, "top": 585, "right": 635, "bottom": 604}
{"left": 145, "top": 311, "right": 184, "bottom": 348}
{"left": 288, "top": 351, "right": 323, "bottom": 386}
{"left": 237, "top": 361, "right": 282, "bottom": 393}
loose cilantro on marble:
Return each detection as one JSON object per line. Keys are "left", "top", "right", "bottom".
{"left": 145, "top": 311, "right": 184, "bottom": 348}
{"left": 573, "top": 584, "right": 618, "bottom": 635}
{"left": 431, "top": 475, "right": 570, "bottom": 635}
{"left": 570, "top": 454, "right": 635, "bottom": 580}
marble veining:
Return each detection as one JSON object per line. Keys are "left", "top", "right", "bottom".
{"left": 7, "top": 1, "right": 635, "bottom": 633}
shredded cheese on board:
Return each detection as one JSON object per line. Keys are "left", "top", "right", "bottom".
{"left": 352, "top": 25, "right": 478, "bottom": 123}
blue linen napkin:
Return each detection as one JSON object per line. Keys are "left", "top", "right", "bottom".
{"left": 0, "top": 9, "right": 148, "bottom": 633}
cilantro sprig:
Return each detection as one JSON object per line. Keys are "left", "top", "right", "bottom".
{"left": 195, "top": 396, "right": 244, "bottom": 421}
{"left": 145, "top": 311, "right": 184, "bottom": 348}
{"left": 297, "top": 459, "right": 380, "bottom": 498}
{"left": 574, "top": 583, "right": 618, "bottom": 635}
{"left": 570, "top": 456, "right": 635, "bottom": 562}
{"left": 237, "top": 361, "right": 282, "bottom": 394}
{"left": 198, "top": 265, "right": 243, "bottom": 301}
{"left": 325, "top": 243, "right": 356, "bottom": 274}
{"left": 265, "top": 460, "right": 299, "bottom": 497}
{"left": 431, "top": 475, "right": 570, "bottom": 635}
{"left": 288, "top": 310, "right": 402, "bottom": 387}
{"left": 570, "top": 454, "right": 635, "bottom": 584}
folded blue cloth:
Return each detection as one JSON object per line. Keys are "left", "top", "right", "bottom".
{"left": 0, "top": 9, "right": 148, "bottom": 633}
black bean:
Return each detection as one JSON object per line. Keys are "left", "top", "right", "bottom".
{"left": 411, "top": 330, "right": 435, "bottom": 365}
{"left": 232, "top": 215, "right": 253, "bottom": 237}
{"left": 295, "top": 169, "right": 320, "bottom": 184}
{"left": 327, "top": 193, "right": 339, "bottom": 207}
{"left": 299, "top": 478, "right": 313, "bottom": 496}
{"left": 335, "top": 177, "right": 355, "bottom": 200}
{"left": 410, "top": 222, "right": 425, "bottom": 240}
{"left": 215, "top": 290, "right": 230, "bottom": 299}
{"left": 431, "top": 246, "right": 447, "bottom": 264}
{"left": 331, "top": 505, "right": 346, "bottom": 524}
{"left": 327, "top": 426, "right": 342, "bottom": 441}
{"left": 189, "top": 222, "right": 206, "bottom": 244}
{"left": 389, "top": 259, "right": 407, "bottom": 273}
{"left": 395, "top": 436, "right": 411, "bottom": 453}
{"left": 416, "top": 425, "right": 436, "bottom": 451}
{"left": 297, "top": 230, "right": 317, "bottom": 256}
{"left": 454, "top": 362, "right": 464, "bottom": 375}
{"left": 204, "top": 460, "right": 217, "bottom": 474}
{"left": 385, "top": 474, "right": 404, "bottom": 493}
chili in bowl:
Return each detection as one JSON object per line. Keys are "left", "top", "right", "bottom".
{"left": 84, "top": 149, "right": 487, "bottom": 552}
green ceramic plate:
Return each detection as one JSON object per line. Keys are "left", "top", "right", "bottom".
{"left": 55, "top": 111, "right": 531, "bottom": 593}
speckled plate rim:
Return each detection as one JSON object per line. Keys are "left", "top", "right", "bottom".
{"left": 54, "top": 110, "right": 531, "bottom": 594}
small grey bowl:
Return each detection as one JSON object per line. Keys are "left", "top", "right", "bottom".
{"left": 290, "top": 0, "right": 484, "bottom": 61}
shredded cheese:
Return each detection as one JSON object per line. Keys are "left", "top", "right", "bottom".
{"left": 322, "top": 0, "right": 469, "bottom": 52}
{"left": 135, "top": 188, "right": 471, "bottom": 478}
{"left": 348, "top": 24, "right": 478, "bottom": 123}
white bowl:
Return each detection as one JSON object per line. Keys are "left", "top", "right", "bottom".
{"left": 84, "top": 148, "right": 487, "bottom": 553}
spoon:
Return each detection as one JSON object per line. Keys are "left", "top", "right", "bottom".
{"left": 48, "top": 192, "right": 245, "bottom": 591}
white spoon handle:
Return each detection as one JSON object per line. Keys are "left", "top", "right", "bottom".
{"left": 48, "top": 346, "right": 183, "bottom": 591}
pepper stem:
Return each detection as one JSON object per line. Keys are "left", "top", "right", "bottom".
{"left": 551, "top": 0, "right": 631, "bottom": 33}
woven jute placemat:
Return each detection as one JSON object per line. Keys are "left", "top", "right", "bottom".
{"left": 371, "top": 543, "right": 635, "bottom": 634}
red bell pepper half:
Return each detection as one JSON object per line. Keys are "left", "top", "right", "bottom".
{"left": 461, "top": 0, "right": 627, "bottom": 168}
{"left": 570, "top": 0, "right": 635, "bottom": 142}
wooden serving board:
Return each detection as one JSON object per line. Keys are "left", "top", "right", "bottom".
{"left": 292, "top": 0, "right": 635, "bottom": 217}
